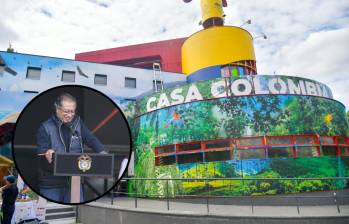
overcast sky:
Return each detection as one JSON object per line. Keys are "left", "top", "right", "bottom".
{"left": 1, "top": 0, "right": 348, "bottom": 109}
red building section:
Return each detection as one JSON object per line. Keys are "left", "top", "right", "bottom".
{"left": 75, "top": 38, "right": 187, "bottom": 73}
{"left": 154, "top": 135, "right": 349, "bottom": 166}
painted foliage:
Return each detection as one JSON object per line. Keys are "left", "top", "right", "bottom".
{"left": 135, "top": 95, "right": 347, "bottom": 147}
{"left": 130, "top": 94, "right": 349, "bottom": 196}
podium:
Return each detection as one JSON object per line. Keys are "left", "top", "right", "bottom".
{"left": 53, "top": 153, "right": 114, "bottom": 203}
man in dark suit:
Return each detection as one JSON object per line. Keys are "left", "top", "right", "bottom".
{"left": 37, "top": 93, "right": 107, "bottom": 203}
{"left": 0, "top": 175, "right": 19, "bottom": 224}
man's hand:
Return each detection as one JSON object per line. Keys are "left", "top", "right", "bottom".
{"left": 45, "top": 149, "right": 55, "bottom": 163}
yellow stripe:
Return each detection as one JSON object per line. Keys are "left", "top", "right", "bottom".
{"left": 182, "top": 26, "right": 256, "bottom": 75}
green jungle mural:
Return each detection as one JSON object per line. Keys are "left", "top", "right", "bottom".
{"left": 129, "top": 157, "right": 349, "bottom": 197}
{"left": 130, "top": 94, "right": 349, "bottom": 197}
{"left": 135, "top": 95, "right": 347, "bottom": 147}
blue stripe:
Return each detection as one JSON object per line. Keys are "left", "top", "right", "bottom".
{"left": 187, "top": 66, "right": 222, "bottom": 83}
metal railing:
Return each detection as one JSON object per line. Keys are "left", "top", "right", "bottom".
{"left": 108, "top": 177, "right": 349, "bottom": 215}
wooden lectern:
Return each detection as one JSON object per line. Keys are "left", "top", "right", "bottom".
{"left": 53, "top": 153, "right": 114, "bottom": 203}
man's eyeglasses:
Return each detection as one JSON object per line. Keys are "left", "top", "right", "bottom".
{"left": 59, "top": 107, "right": 76, "bottom": 115}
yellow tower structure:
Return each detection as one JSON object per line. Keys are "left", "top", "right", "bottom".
{"left": 182, "top": 0, "right": 257, "bottom": 82}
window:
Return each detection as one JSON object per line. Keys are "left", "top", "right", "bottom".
{"left": 62, "top": 71, "right": 75, "bottom": 82}
{"left": 268, "top": 147, "right": 294, "bottom": 158}
{"left": 295, "top": 136, "right": 315, "bottom": 145}
{"left": 237, "top": 148, "right": 266, "bottom": 160}
{"left": 340, "top": 147, "right": 349, "bottom": 156}
{"left": 268, "top": 136, "right": 292, "bottom": 145}
{"left": 156, "top": 145, "right": 175, "bottom": 155}
{"left": 178, "top": 142, "right": 201, "bottom": 152}
{"left": 94, "top": 74, "right": 107, "bottom": 85}
{"left": 320, "top": 136, "right": 334, "bottom": 145}
{"left": 205, "top": 151, "right": 231, "bottom": 162}
{"left": 24, "top": 90, "right": 39, "bottom": 94}
{"left": 124, "top": 98, "right": 136, "bottom": 102}
{"left": 337, "top": 137, "right": 347, "bottom": 145}
{"left": 321, "top": 146, "right": 337, "bottom": 156}
{"left": 26, "top": 67, "right": 41, "bottom": 80}
{"left": 125, "top": 77, "right": 136, "bottom": 88}
{"left": 205, "top": 140, "right": 230, "bottom": 150}
{"left": 177, "top": 153, "right": 203, "bottom": 164}
{"left": 155, "top": 155, "right": 176, "bottom": 166}
{"left": 236, "top": 137, "right": 263, "bottom": 147}
{"left": 297, "top": 146, "right": 318, "bottom": 157}
{"left": 153, "top": 80, "right": 162, "bottom": 91}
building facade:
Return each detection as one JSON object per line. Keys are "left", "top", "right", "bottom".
{"left": 1, "top": 0, "right": 349, "bottom": 199}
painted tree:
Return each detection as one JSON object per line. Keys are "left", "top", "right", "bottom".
{"left": 246, "top": 95, "right": 285, "bottom": 136}
{"left": 213, "top": 97, "right": 250, "bottom": 138}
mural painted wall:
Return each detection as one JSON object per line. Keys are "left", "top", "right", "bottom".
{"left": 136, "top": 75, "right": 333, "bottom": 115}
{"left": 0, "top": 51, "right": 186, "bottom": 99}
{"left": 129, "top": 157, "right": 349, "bottom": 197}
{"left": 1, "top": 53, "right": 348, "bottom": 197}
{"left": 135, "top": 95, "right": 348, "bottom": 148}
{"left": 131, "top": 93, "right": 349, "bottom": 197}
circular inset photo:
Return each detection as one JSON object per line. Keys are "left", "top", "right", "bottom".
{"left": 12, "top": 85, "right": 132, "bottom": 205}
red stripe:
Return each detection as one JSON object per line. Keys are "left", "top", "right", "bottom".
{"left": 92, "top": 109, "right": 119, "bottom": 134}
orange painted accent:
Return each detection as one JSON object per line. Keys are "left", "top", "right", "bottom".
{"left": 173, "top": 112, "right": 180, "bottom": 120}
{"left": 92, "top": 108, "right": 119, "bottom": 134}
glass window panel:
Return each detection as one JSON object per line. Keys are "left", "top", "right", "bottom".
{"left": 236, "top": 137, "right": 263, "bottom": 146}
{"left": 62, "top": 71, "right": 75, "bottom": 82}
{"left": 125, "top": 77, "right": 136, "bottom": 88}
{"left": 321, "top": 146, "right": 337, "bottom": 156}
{"left": 26, "top": 67, "right": 41, "bottom": 80}
{"left": 238, "top": 67, "right": 244, "bottom": 76}
{"left": 297, "top": 146, "right": 318, "bottom": 157}
{"left": 177, "top": 153, "right": 203, "bottom": 164}
{"left": 23, "top": 90, "right": 38, "bottom": 94}
{"left": 205, "top": 140, "right": 230, "bottom": 149}
{"left": 155, "top": 155, "right": 176, "bottom": 166}
{"left": 153, "top": 80, "right": 162, "bottom": 91}
{"left": 220, "top": 66, "right": 230, "bottom": 78}
{"left": 340, "top": 147, "right": 349, "bottom": 156}
{"left": 237, "top": 148, "right": 266, "bottom": 160}
{"left": 157, "top": 145, "right": 175, "bottom": 154}
{"left": 294, "top": 136, "right": 315, "bottom": 145}
{"left": 205, "top": 151, "right": 231, "bottom": 162}
{"left": 268, "top": 136, "right": 292, "bottom": 145}
{"left": 231, "top": 67, "right": 238, "bottom": 77}
{"left": 94, "top": 74, "right": 107, "bottom": 85}
{"left": 178, "top": 143, "right": 201, "bottom": 151}
{"left": 337, "top": 137, "right": 347, "bottom": 145}
{"left": 268, "top": 147, "right": 294, "bottom": 158}
{"left": 320, "top": 137, "right": 334, "bottom": 145}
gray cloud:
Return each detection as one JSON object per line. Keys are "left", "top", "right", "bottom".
{"left": 40, "top": 8, "right": 53, "bottom": 18}
{"left": 0, "top": 21, "right": 18, "bottom": 45}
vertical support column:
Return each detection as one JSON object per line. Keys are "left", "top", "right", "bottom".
{"left": 292, "top": 135, "right": 297, "bottom": 158}
{"left": 263, "top": 136, "right": 268, "bottom": 158}
{"left": 230, "top": 138, "right": 234, "bottom": 160}
{"left": 315, "top": 134, "right": 321, "bottom": 156}
{"left": 201, "top": 141, "right": 206, "bottom": 163}
{"left": 175, "top": 144, "right": 179, "bottom": 164}
{"left": 334, "top": 136, "right": 340, "bottom": 156}
{"left": 71, "top": 176, "right": 81, "bottom": 203}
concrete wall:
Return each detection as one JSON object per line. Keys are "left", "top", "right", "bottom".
{"left": 78, "top": 204, "right": 349, "bottom": 224}
{"left": 0, "top": 51, "right": 186, "bottom": 98}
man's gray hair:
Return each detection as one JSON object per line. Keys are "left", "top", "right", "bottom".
{"left": 54, "top": 93, "right": 77, "bottom": 109}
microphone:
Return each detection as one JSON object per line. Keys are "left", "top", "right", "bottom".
{"left": 66, "top": 123, "right": 79, "bottom": 137}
